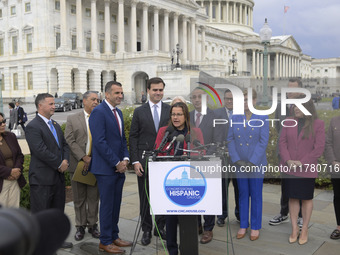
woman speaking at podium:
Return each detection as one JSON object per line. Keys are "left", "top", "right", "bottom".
{"left": 154, "top": 101, "right": 204, "bottom": 255}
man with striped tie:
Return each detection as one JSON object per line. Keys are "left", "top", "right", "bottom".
{"left": 26, "top": 93, "right": 73, "bottom": 249}
{"left": 65, "top": 91, "right": 100, "bottom": 241}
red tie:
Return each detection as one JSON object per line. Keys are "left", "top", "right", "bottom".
{"left": 113, "top": 108, "right": 121, "bottom": 136}
{"left": 195, "top": 112, "right": 201, "bottom": 127}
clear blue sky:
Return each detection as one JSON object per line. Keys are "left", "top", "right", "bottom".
{"left": 253, "top": 0, "right": 340, "bottom": 59}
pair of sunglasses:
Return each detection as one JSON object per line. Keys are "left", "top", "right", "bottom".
{"left": 0, "top": 119, "right": 6, "bottom": 125}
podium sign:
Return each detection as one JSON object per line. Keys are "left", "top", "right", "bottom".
{"left": 149, "top": 160, "right": 222, "bottom": 215}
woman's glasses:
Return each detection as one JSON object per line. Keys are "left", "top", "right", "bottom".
{"left": 171, "top": 113, "right": 184, "bottom": 117}
{"left": 0, "top": 119, "right": 6, "bottom": 125}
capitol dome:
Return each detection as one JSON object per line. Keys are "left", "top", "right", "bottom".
{"left": 196, "top": 0, "right": 256, "bottom": 36}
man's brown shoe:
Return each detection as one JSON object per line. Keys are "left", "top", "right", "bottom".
{"left": 200, "top": 231, "right": 213, "bottom": 244}
{"left": 99, "top": 243, "right": 125, "bottom": 254}
{"left": 113, "top": 238, "right": 133, "bottom": 247}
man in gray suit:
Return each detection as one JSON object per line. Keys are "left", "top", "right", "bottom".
{"left": 65, "top": 91, "right": 100, "bottom": 241}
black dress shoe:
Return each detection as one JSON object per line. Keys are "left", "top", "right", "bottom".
{"left": 217, "top": 218, "right": 225, "bottom": 227}
{"left": 75, "top": 226, "right": 85, "bottom": 241}
{"left": 141, "top": 231, "right": 151, "bottom": 246}
{"left": 153, "top": 228, "right": 166, "bottom": 239}
{"left": 88, "top": 224, "right": 100, "bottom": 238}
{"left": 61, "top": 241, "right": 73, "bottom": 249}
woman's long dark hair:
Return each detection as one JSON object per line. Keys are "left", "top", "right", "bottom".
{"left": 296, "top": 97, "right": 318, "bottom": 139}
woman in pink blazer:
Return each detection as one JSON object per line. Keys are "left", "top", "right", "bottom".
{"left": 279, "top": 99, "right": 325, "bottom": 245}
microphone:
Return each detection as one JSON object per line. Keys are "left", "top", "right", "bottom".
{"left": 156, "top": 126, "right": 175, "bottom": 151}
{"left": 185, "top": 134, "right": 191, "bottom": 157}
{"left": 165, "top": 134, "right": 177, "bottom": 151}
{"left": 193, "top": 139, "right": 203, "bottom": 147}
{"left": 174, "top": 134, "right": 185, "bottom": 155}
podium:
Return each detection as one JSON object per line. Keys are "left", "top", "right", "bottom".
{"left": 148, "top": 157, "right": 222, "bottom": 254}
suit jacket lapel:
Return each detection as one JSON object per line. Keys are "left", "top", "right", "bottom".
{"left": 160, "top": 102, "right": 169, "bottom": 126}
{"left": 143, "top": 103, "right": 157, "bottom": 133}
{"left": 77, "top": 111, "right": 87, "bottom": 136}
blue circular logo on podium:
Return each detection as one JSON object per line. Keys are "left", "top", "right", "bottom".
{"left": 163, "top": 164, "right": 207, "bottom": 207}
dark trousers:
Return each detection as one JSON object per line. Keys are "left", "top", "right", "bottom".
{"left": 30, "top": 176, "right": 65, "bottom": 213}
{"left": 137, "top": 174, "right": 165, "bottom": 232}
{"left": 197, "top": 215, "right": 215, "bottom": 231}
{"left": 17, "top": 122, "right": 26, "bottom": 132}
{"left": 166, "top": 215, "right": 179, "bottom": 255}
{"left": 218, "top": 175, "right": 240, "bottom": 220}
{"left": 281, "top": 177, "right": 302, "bottom": 217}
{"left": 332, "top": 178, "right": 340, "bottom": 226}
{"left": 96, "top": 174, "right": 125, "bottom": 245}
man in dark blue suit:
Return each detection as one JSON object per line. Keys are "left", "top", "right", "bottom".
{"left": 89, "top": 81, "right": 131, "bottom": 254}
{"left": 189, "top": 87, "right": 219, "bottom": 244}
{"left": 26, "top": 93, "right": 73, "bottom": 249}
{"left": 213, "top": 89, "right": 240, "bottom": 227}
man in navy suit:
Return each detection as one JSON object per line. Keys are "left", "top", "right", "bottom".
{"left": 129, "top": 77, "right": 170, "bottom": 245}
{"left": 189, "top": 87, "right": 219, "bottom": 244}
{"left": 89, "top": 81, "right": 131, "bottom": 254}
{"left": 214, "top": 89, "right": 240, "bottom": 227}
{"left": 25, "top": 93, "right": 72, "bottom": 249}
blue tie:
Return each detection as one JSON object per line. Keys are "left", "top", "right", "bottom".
{"left": 228, "top": 110, "right": 233, "bottom": 119}
{"left": 48, "top": 120, "right": 59, "bottom": 147}
{"left": 153, "top": 105, "right": 160, "bottom": 132}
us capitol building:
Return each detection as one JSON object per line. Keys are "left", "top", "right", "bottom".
{"left": 0, "top": 0, "right": 339, "bottom": 103}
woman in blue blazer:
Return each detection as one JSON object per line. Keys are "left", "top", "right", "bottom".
{"left": 227, "top": 89, "right": 269, "bottom": 241}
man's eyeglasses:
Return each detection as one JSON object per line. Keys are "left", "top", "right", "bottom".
{"left": 224, "top": 97, "right": 233, "bottom": 101}
{"left": 0, "top": 119, "right": 6, "bottom": 125}
{"left": 171, "top": 113, "right": 184, "bottom": 117}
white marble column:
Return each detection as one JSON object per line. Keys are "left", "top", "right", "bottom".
{"left": 153, "top": 8, "right": 159, "bottom": 51}
{"left": 259, "top": 52, "right": 263, "bottom": 77}
{"left": 76, "top": 0, "right": 83, "bottom": 50}
{"left": 173, "top": 13, "right": 179, "bottom": 48}
{"left": 130, "top": 0, "right": 137, "bottom": 52}
{"left": 233, "top": 2, "right": 236, "bottom": 23}
{"left": 201, "top": 26, "right": 206, "bottom": 60}
{"left": 252, "top": 49, "right": 256, "bottom": 77}
{"left": 60, "top": 0, "right": 67, "bottom": 49}
{"left": 243, "top": 4, "right": 246, "bottom": 24}
{"left": 209, "top": 0, "right": 213, "bottom": 22}
{"left": 250, "top": 8, "right": 253, "bottom": 27}
{"left": 279, "top": 53, "right": 283, "bottom": 78}
{"left": 142, "top": 3, "right": 149, "bottom": 51}
{"left": 226, "top": 1, "right": 229, "bottom": 23}
{"left": 275, "top": 53, "right": 279, "bottom": 78}
{"left": 104, "top": 0, "right": 111, "bottom": 54}
{"left": 256, "top": 51, "right": 260, "bottom": 77}
{"left": 117, "top": 0, "right": 125, "bottom": 53}
{"left": 195, "top": 26, "right": 199, "bottom": 60}
{"left": 163, "top": 10, "right": 169, "bottom": 52}
{"left": 268, "top": 53, "right": 271, "bottom": 78}
{"left": 191, "top": 18, "right": 196, "bottom": 61}
{"left": 239, "top": 3, "right": 242, "bottom": 24}
{"left": 182, "top": 17, "right": 187, "bottom": 61}
{"left": 91, "top": 0, "right": 98, "bottom": 52}
{"left": 217, "top": 0, "right": 221, "bottom": 22}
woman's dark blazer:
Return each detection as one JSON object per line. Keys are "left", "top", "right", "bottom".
{"left": 0, "top": 132, "right": 26, "bottom": 192}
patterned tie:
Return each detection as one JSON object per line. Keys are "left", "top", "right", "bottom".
{"left": 48, "top": 120, "right": 59, "bottom": 147}
{"left": 87, "top": 115, "right": 92, "bottom": 156}
{"left": 195, "top": 112, "right": 201, "bottom": 127}
{"left": 153, "top": 105, "right": 160, "bottom": 132}
{"left": 112, "top": 108, "right": 121, "bottom": 136}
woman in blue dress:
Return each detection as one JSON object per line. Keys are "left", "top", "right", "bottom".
{"left": 227, "top": 88, "right": 269, "bottom": 241}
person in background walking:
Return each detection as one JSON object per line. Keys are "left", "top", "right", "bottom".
{"left": 8, "top": 103, "right": 17, "bottom": 131}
